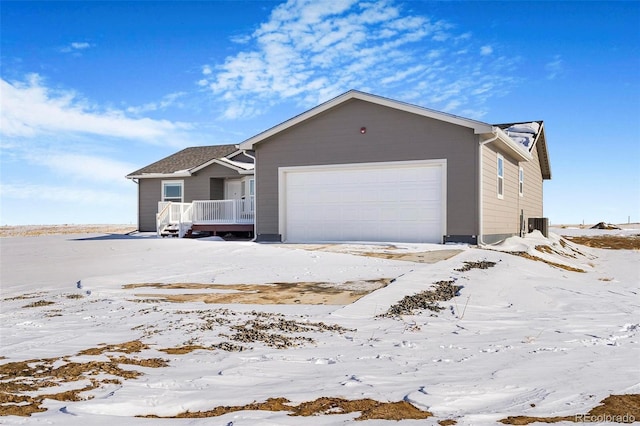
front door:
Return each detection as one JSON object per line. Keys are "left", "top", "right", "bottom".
{"left": 226, "top": 180, "right": 242, "bottom": 200}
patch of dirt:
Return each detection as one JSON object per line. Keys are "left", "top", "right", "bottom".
{"left": 513, "top": 251, "right": 586, "bottom": 273}
{"left": 557, "top": 239, "right": 590, "bottom": 257}
{"left": 439, "top": 420, "right": 458, "bottom": 426}
{"left": 2, "top": 292, "right": 46, "bottom": 302}
{"left": 380, "top": 280, "right": 461, "bottom": 317}
{"left": 66, "top": 294, "right": 84, "bottom": 299}
{"left": 124, "top": 278, "right": 392, "bottom": 305}
{"left": 141, "top": 396, "right": 433, "bottom": 421}
{"left": 536, "top": 244, "right": 578, "bottom": 259}
{"left": 355, "top": 249, "right": 462, "bottom": 263}
{"left": 0, "top": 224, "right": 136, "bottom": 238}
{"left": 563, "top": 235, "right": 640, "bottom": 250}
{"left": 499, "top": 394, "right": 640, "bottom": 424}
{"left": 21, "top": 300, "right": 55, "bottom": 308}
{"left": 0, "top": 341, "right": 167, "bottom": 416}
{"left": 158, "top": 345, "right": 210, "bottom": 354}
{"left": 283, "top": 244, "right": 462, "bottom": 264}
{"left": 77, "top": 340, "right": 149, "bottom": 355}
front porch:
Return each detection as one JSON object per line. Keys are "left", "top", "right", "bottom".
{"left": 157, "top": 198, "right": 254, "bottom": 238}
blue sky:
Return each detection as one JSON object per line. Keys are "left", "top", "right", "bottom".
{"left": 1, "top": 0, "right": 639, "bottom": 226}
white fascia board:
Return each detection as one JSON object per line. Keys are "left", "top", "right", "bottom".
{"left": 190, "top": 158, "right": 254, "bottom": 175}
{"left": 493, "top": 127, "right": 532, "bottom": 162}
{"left": 126, "top": 172, "right": 192, "bottom": 179}
{"left": 219, "top": 158, "right": 255, "bottom": 171}
{"left": 225, "top": 149, "right": 246, "bottom": 159}
{"left": 352, "top": 91, "right": 494, "bottom": 134}
{"left": 239, "top": 90, "right": 494, "bottom": 150}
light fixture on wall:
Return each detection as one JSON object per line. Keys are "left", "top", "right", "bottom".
{"left": 360, "top": 127, "right": 366, "bottom": 134}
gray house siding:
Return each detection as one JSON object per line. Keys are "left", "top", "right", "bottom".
{"left": 185, "top": 163, "right": 240, "bottom": 200}
{"left": 253, "top": 99, "right": 479, "bottom": 241}
{"left": 138, "top": 178, "right": 162, "bottom": 232}
{"left": 136, "top": 162, "right": 248, "bottom": 232}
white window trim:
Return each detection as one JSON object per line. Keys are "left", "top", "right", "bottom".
{"left": 519, "top": 166, "right": 524, "bottom": 197}
{"left": 497, "top": 154, "right": 504, "bottom": 199}
{"left": 241, "top": 176, "right": 255, "bottom": 199}
{"left": 161, "top": 180, "right": 184, "bottom": 203}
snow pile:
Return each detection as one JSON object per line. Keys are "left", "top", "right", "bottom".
{"left": 488, "top": 230, "right": 596, "bottom": 271}
{"left": 505, "top": 121, "right": 540, "bottom": 150}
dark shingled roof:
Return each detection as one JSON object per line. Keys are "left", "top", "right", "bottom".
{"left": 127, "top": 144, "right": 238, "bottom": 177}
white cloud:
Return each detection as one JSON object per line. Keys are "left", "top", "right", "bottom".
{"left": 230, "top": 34, "right": 251, "bottom": 44}
{"left": 1, "top": 75, "right": 192, "bottom": 145}
{"left": 0, "top": 183, "right": 126, "bottom": 205}
{"left": 545, "top": 55, "right": 564, "bottom": 80}
{"left": 480, "top": 45, "right": 493, "bottom": 55}
{"left": 126, "top": 91, "right": 187, "bottom": 115}
{"left": 71, "top": 42, "right": 91, "bottom": 50}
{"left": 59, "top": 41, "right": 92, "bottom": 53}
{"left": 24, "top": 151, "right": 138, "bottom": 185}
{"left": 201, "top": 0, "right": 514, "bottom": 119}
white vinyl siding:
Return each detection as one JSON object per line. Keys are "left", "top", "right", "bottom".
{"left": 162, "top": 180, "right": 183, "bottom": 203}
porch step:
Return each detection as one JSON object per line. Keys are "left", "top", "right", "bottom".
{"left": 160, "top": 225, "right": 180, "bottom": 238}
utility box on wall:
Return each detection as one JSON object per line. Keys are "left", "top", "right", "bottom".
{"left": 528, "top": 217, "right": 549, "bottom": 237}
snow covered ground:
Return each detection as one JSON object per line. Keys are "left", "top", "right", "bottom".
{"left": 1, "top": 227, "right": 638, "bottom": 425}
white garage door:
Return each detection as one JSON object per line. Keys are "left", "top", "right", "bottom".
{"left": 280, "top": 160, "right": 446, "bottom": 243}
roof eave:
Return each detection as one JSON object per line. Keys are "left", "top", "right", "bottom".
{"left": 126, "top": 172, "right": 192, "bottom": 179}
{"left": 534, "top": 123, "right": 552, "bottom": 179}
{"left": 190, "top": 158, "right": 254, "bottom": 175}
{"left": 491, "top": 127, "right": 533, "bottom": 162}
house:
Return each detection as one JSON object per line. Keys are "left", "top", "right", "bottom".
{"left": 126, "top": 145, "right": 255, "bottom": 237}
{"left": 127, "top": 90, "right": 551, "bottom": 244}
{"left": 237, "top": 90, "right": 551, "bottom": 244}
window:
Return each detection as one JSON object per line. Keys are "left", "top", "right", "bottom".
{"left": 519, "top": 167, "right": 524, "bottom": 197}
{"left": 240, "top": 177, "right": 255, "bottom": 215}
{"left": 497, "top": 154, "right": 504, "bottom": 199}
{"left": 241, "top": 177, "right": 255, "bottom": 198}
{"left": 162, "top": 181, "right": 183, "bottom": 202}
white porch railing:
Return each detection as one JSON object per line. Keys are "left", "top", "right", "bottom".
{"left": 157, "top": 198, "right": 254, "bottom": 237}
{"left": 192, "top": 199, "right": 254, "bottom": 224}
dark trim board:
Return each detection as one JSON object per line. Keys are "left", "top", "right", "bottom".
{"left": 256, "top": 234, "right": 283, "bottom": 243}
{"left": 443, "top": 235, "right": 478, "bottom": 245}
{"left": 191, "top": 224, "right": 254, "bottom": 236}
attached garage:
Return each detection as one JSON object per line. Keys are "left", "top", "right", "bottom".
{"left": 279, "top": 160, "right": 446, "bottom": 243}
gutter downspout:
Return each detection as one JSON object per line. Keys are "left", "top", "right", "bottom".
{"left": 242, "top": 150, "right": 258, "bottom": 242}
{"left": 478, "top": 129, "right": 500, "bottom": 245}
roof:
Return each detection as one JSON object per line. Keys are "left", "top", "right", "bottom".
{"left": 496, "top": 121, "right": 551, "bottom": 179}
{"left": 238, "top": 89, "right": 550, "bottom": 176}
{"left": 126, "top": 144, "right": 242, "bottom": 178}
{"left": 239, "top": 90, "right": 496, "bottom": 150}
